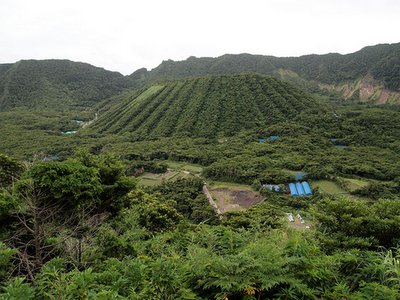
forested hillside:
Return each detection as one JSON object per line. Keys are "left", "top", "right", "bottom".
{"left": 2, "top": 145, "right": 400, "bottom": 299}
{"left": 1, "top": 42, "right": 399, "bottom": 113}
{"left": 131, "top": 43, "right": 400, "bottom": 105}
{"left": 2, "top": 43, "right": 400, "bottom": 299}
{"left": 0, "top": 60, "right": 134, "bottom": 111}
{"left": 88, "top": 73, "right": 329, "bottom": 140}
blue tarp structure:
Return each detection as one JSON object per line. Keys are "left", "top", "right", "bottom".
{"left": 76, "top": 120, "right": 83, "bottom": 123}
{"left": 335, "top": 145, "right": 344, "bottom": 148}
{"left": 263, "top": 185, "right": 280, "bottom": 192}
{"left": 271, "top": 185, "right": 280, "bottom": 192}
{"left": 296, "top": 183, "right": 306, "bottom": 196}
{"left": 289, "top": 183, "right": 299, "bottom": 197}
{"left": 50, "top": 156, "right": 58, "bottom": 159}
{"left": 302, "top": 181, "right": 313, "bottom": 196}
{"left": 295, "top": 173, "right": 307, "bottom": 180}
{"left": 259, "top": 136, "right": 279, "bottom": 141}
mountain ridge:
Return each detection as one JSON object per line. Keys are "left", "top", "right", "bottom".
{"left": 131, "top": 43, "right": 400, "bottom": 104}
{"left": 0, "top": 42, "right": 399, "bottom": 111}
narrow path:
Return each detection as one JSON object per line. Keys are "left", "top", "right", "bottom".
{"left": 81, "top": 113, "right": 98, "bottom": 128}
{"left": 203, "top": 185, "right": 221, "bottom": 214}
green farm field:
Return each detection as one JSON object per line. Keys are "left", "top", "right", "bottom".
{"left": 310, "top": 180, "right": 347, "bottom": 195}
{"left": 165, "top": 161, "right": 203, "bottom": 173}
{"left": 344, "top": 178, "right": 370, "bottom": 192}
{"left": 137, "top": 177, "right": 160, "bottom": 187}
{"left": 137, "top": 170, "right": 197, "bottom": 187}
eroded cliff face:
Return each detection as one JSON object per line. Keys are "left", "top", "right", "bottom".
{"left": 278, "top": 68, "right": 400, "bottom": 105}
{"left": 319, "top": 74, "right": 400, "bottom": 104}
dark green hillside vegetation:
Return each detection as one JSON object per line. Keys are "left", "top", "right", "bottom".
{"left": 3, "top": 44, "right": 400, "bottom": 298}
{"left": 133, "top": 43, "right": 400, "bottom": 87}
{"left": 0, "top": 108, "right": 100, "bottom": 159}
{"left": 2, "top": 153, "right": 400, "bottom": 299}
{"left": 3, "top": 104, "right": 400, "bottom": 299}
{"left": 1, "top": 42, "right": 399, "bottom": 113}
{"left": 91, "top": 104, "right": 400, "bottom": 192}
{"left": 370, "top": 47, "right": 400, "bottom": 91}
{"left": 131, "top": 43, "right": 400, "bottom": 105}
{"left": 279, "top": 43, "right": 400, "bottom": 85}
{"left": 0, "top": 59, "right": 134, "bottom": 111}
{"left": 88, "top": 73, "right": 329, "bottom": 140}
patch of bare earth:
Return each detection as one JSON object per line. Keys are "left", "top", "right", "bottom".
{"left": 287, "top": 215, "right": 313, "bottom": 230}
{"left": 160, "top": 172, "right": 175, "bottom": 179}
{"left": 342, "top": 86, "right": 357, "bottom": 98}
{"left": 319, "top": 75, "right": 400, "bottom": 104}
{"left": 143, "top": 173, "right": 157, "bottom": 178}
{"left": 377, "top": 90, "right": 390, "bottom": 104}
{"left": 209, "top": 187, "right": 261, "bottom": 213}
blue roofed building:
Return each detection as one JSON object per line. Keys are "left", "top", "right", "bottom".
{"left": 302, "top": 181, "right": 313, "bottom": 196}
{"left": 296, "top": 183, "right": 306, "bottom": 196}
{"left": 289, "top": 183, "right": 299, "bottom": 197}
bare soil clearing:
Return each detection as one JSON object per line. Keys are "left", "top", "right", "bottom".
{"left": 209, "top": 186, "right": 261, "bottom": 213}
{"left": 288, "top": 217, "right": 312, "bottom": 230}
{"left": 143, "top": 173, "right": 158, "bottom": 178}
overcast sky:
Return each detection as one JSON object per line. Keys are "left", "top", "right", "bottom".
{"left": 1, "top": 0, "right": 399, "bottom": 75}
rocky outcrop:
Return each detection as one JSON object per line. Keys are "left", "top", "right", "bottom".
{"left": 319, "top": 74, "right": 400, "bottom": 104}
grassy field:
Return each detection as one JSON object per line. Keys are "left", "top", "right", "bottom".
{"left": 165, "top": 161, "right": 203, "bottom": 173}
{"left": 182, "top": 164, "right": 202, "bottom": 173}
{"left": 137, "top": 177, "right": 161, "bottom": 187}
{"left": 208, "top": 181, "right": 254, "bottom": 190}
{"left": 344, "top": 178, "right": 370, "bottom": 192}
{"left": 309, "top": 179, "right": 371, "bottom": 200}
{"left": 137, "top": 170, "right": 198, "bottom": 187}
{"left": 311, "top": 180, "right": 347, "bottom": 194}
{"left": 173, "top": 172, "right": 193, "bottom": 180}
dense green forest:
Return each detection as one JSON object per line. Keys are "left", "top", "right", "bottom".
{"left": 1, "top": 42, "right": 400, "bottom": 299}
{"left": 0, "top": 60, "right": 134, "bottom": 112}
{"left": 2, "top": 148, "right": 400, "bottom": 299}
{"left": 2, "top": 102, "right": 400, "bottom": 299}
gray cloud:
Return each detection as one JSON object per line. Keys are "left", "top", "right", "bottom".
{"left": 1, "top": 0, "right": 399, "bottom": 75}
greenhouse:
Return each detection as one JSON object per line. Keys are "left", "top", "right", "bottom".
{"left": 289, "top": 183, "right": 299, "bottom": 197}
{"left": 302, "top": 181, "right": 313, "bottom": 196}
{"left": 296, "top": 183, "right": 306, "bottom": 196}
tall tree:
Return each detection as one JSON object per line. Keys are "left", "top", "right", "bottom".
{"left": 74, "top": 150, "right": 138, "bottom": 215}
{"left": 6, "top": 161, "right": 101, "bottom": 281}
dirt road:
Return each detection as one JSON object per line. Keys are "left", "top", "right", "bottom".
{"left": 203, "top": 185, "right": 221, "bottom": 214}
